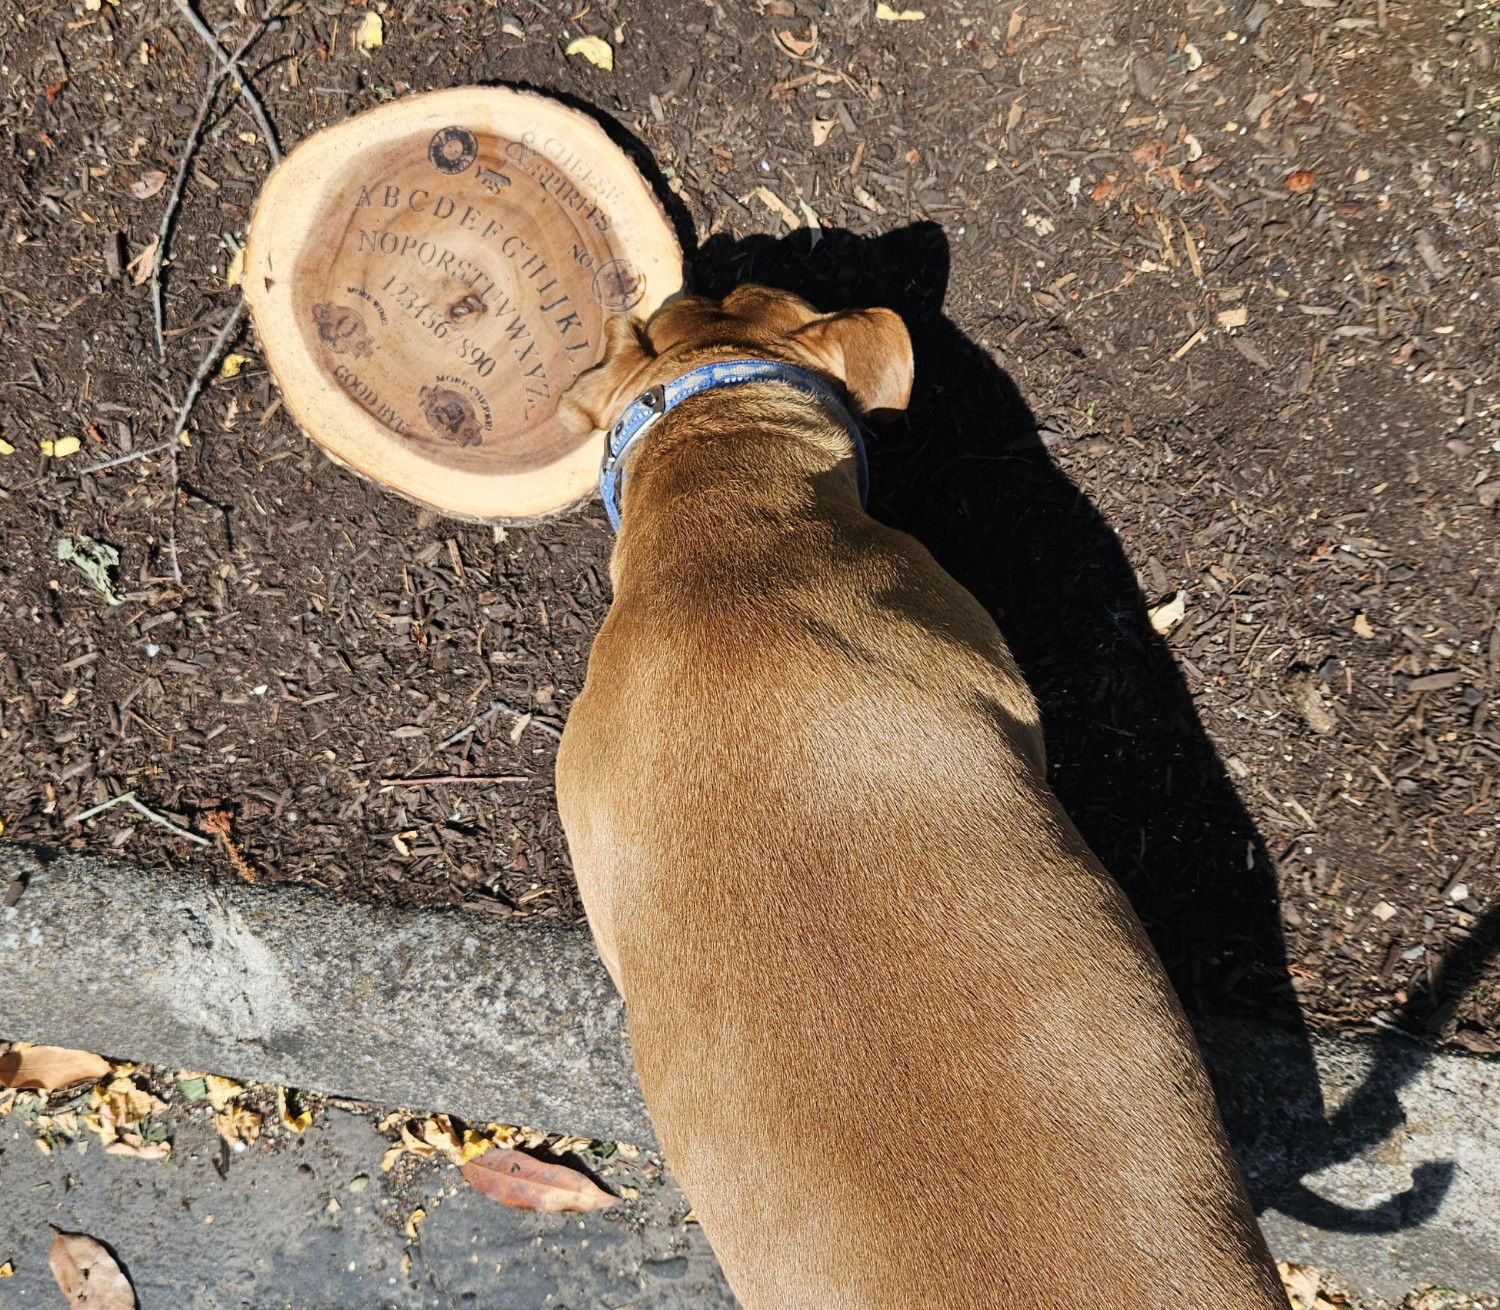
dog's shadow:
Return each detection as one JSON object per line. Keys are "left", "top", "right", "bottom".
{"left": 690, "top": 220, "right": 1492, "bottom": 1234}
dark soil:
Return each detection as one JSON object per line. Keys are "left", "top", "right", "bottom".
{"left": 2, "top": 0, "right": 1498, "bottom": 1061}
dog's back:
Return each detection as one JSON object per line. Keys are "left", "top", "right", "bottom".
{"left": 556, "top": 288, "right": 1286, "bottom": 1309}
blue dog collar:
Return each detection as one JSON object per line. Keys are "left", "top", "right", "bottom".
{"left": 598, "top": 358, "right": 870, "bottom": 532}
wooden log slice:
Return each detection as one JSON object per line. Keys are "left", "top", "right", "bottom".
{"left": 244, "top": 87, "right": 682, "bottom": 521}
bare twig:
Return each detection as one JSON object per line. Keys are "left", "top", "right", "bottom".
{"left": 380, "top": 775, "right": 532, "bottom": 786}
{"left": 163, "top": 299, "right": 247, "bottom": 583}
{"left": 168, "top": 300, "right": 248, "bottom": 447}
{"left": 438, "top": 700, "right": 564, "bottom": 749}
{"left": 79, "top": 439, "right": 175, "bottom": 476}
{"left": 201, "top": 809, "right": 259, "bottom": 883}
{"left": 150, "top": 19, "right": 267, "bottom": 359}
{"left": 72, "top": 790, "right": 212, "bottom": 846}
{"left": 172, "top": 0, "right": 284, "bottom": 165}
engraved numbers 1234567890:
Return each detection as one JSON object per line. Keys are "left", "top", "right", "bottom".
{"left": 379, "top": 273, "right": 497, "bottom": 377}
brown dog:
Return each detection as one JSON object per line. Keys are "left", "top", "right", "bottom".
{"left": 555, "top": 286, "right": 1286, "bottom": 1309}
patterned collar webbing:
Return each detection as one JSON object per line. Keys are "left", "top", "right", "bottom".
{"left": 598, "top": 357, "right": 869, "bottom": 532}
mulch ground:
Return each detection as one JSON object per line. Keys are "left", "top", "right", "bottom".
{"left": 1, "top": 0, "right": 1498, "bottom": 1054}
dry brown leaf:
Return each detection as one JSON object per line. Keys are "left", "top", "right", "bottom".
{"left": 129, "top": 169, "right": 167, "bottom": 199}
{"left": 774, "top": 28, "right": 815, "bottom": 56}
{"left": 49, "top": 1233, "right": 136, "bottom": 1309}
{"left": 1278, "top": 1262, "right": 1322, "bottom": 1310}
{"left": 752, "top": 185, "right": 800, "bottom": 229}
{"left": 1290, "top": 675, "right": 1337, "bottom": 735}
{"left": 1286, "top": 170, "right": 1316, "bottom": 194}
{"left": 105, "top": 1138, "right": 170, "bottom": 1160}
{"left": 126, "top": 236, "right": 157, "bottom": 286}
{"left": 1147, "top": 590, "right": 1187, "bottom": 634}
{"left": 461, "top": 1148, "right": 618, "bottom": 1213}
{"left": 0, "top": 1046, "right": 110, "bottom": 1091}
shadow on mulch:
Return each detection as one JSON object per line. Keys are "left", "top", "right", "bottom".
{"left": 691, "top": 220, "right": 1500, "bottom": 1233}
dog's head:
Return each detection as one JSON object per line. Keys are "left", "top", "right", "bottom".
{"left": 558, "top": 285, "right": 914, "bottom": 436}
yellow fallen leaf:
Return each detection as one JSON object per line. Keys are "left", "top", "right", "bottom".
{"left": 1352, "top": 612, "right": 1376, "bottom": 639}
{"left": 205, "top": 1075, "right": 243, "bottom": 1111}
{"left": 565, "top": 34, "right": 613, "bottom": 69}
{"left": 0, "top": 1046, "right": 110, "bottom": 1090}
{"left": 225, "top": 247, "right": 244, "bottom": 288}
{"left": 405, "top": 1206, "right": 426, "bottom": 1240}
{"left": 400, "top": 1121, "right": 437, "bottom": 1157}
{"left": 1147, "top": 589, "right": 1187, "bottom": 634}
{"left": 220, "top": 353, "right": 249, "bottom": 379}
{"left": 36, "top": 1136, "right": 53, "bottom": 1156}
{"left": 278, "top": 1088, "right": 312, "bottom": 1134}
{"left": 460, "top": 1130, "right": 494, "bottom": 1163}
{"left": 875, "top": 2, "right": 926, "bottom": 18}
{"left": 379, "top": 1145, "right": 404, "bottom": 1172}
{"left": 355, "top": 11, "right": 383, "bottom": 49}
{"left": 214, "top": 1105, "right": 262, "bottom": 1146}
{"left": 0, "top": 438, "right": 14, "bottom": 455}
{"left": 421, "top": 1114, "right": 464, "bottom": 1163}
{"left": 399, "top": 1252, "right": 412, "bottom": 1276}
{"left": 102, "top": 1076, "right": 153, "bottom": 1123}
{"left": 54, "top": 435, "right": 82, "bottom": 458}
{"left": 0, "top": 1260, "right": 13, "bottom": 1276}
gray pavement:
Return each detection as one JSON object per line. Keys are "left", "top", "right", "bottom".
{"left": 0, "top": 847, "right": 650, "bottom": 1146}
{"left": 4, "top": 845, "right": 1500, "bottom": 1305}
{"left": 0, "top": 1106, "right": 729, "bottom": 1310}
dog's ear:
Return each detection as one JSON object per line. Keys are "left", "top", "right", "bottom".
{"left": 557, "top": 315, "right": 657, "bottom": 434}
{"left": 791, "top": 307, "right": 913, "bottom": 417}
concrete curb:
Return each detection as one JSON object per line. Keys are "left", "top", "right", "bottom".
{"left": 4, "top": 846, "right": 1498, "bottom": 1300}
{"left": 0, "top": 846, "right": 653, "bottom": 1146}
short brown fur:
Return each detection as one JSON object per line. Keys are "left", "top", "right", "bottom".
{"left": 555, "top": 286, "right": 1286, "bottom": 1309}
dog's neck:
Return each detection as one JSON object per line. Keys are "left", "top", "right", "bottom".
{"left": 600, "top": 359, "right": 868, "bottom": 532}
{"left": 609, "top": 386, "right": 870, "bottom": 591}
